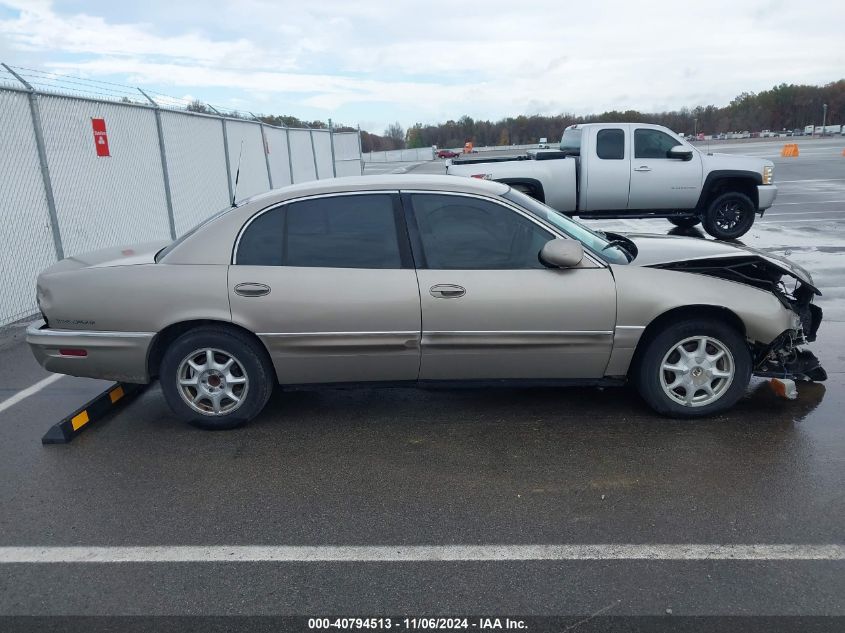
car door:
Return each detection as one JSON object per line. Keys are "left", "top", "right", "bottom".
{"left": 229, "top": 192, "right": 421, "bottom": 384}
{"left": 628, "top": 127, "right": 703, "bottom": 210}
{"left": 581, "top": 127, "right": 631, "bottom": 210}
{"left": 404, "top": 192, "right": 616, "bottom": 381}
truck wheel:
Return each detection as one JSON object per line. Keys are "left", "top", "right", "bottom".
{"left": 668, "top": 217, "right": 701, "bottom": 228}
{"left": 633, "top": 319, "right": 751, "bottom": 418}
{"left": 703, "top": 192, "right": 755, "bottom": 240}
{"left": 160, "top": 327, "right": 275, "bottom": 430}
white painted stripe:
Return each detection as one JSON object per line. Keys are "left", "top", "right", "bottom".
{"left": 771, "top": 200, "right": 845, "bottom": 206}
{"left": 0, "top": 374, "right": 63, "bottom": 415}
{"left": 766, "top": 210, "right": 845, "bottom": 216}
{"left": 777, "top": 178, "right": 845, "bottom": 183}
{"left": 759, "top": 218, "right": 845, "bottom": 224}
{"left": 0, "top": 544, "right": 842, "bottom": 564}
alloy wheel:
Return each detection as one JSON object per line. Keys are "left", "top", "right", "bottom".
{"left": 176, "top": 348, "right": 249, "bottom": 416}
{"left": 659, "top": 336, "right": 735, "bottom": 407}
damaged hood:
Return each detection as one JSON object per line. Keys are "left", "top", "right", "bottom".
{"left": 616, "top": 233, "right": 819, "bottom": 294}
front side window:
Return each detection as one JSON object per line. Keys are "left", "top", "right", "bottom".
{"left": 235, "top": 194, "right": 403, "bottom": 268}
{"left": 410, "top": 194, "right": 553, "bottom": 269}
{"left": 596, "top": 129, "right": 624, "bottom": 160}
{"left": 634, "top": 128, "right": 683, "bottom": 159}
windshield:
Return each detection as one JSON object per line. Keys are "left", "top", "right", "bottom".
{"left": 502, "top": 189, "right": 631, "bottom": 264}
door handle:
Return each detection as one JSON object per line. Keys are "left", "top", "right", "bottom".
{"left": 429, "top": 284, "right": 466, "bottom": 299}
{"left": 234, "top": 282, "right": 271, "bottom": 297}
{"left": 633, "top": 166, "right": 652, "bottom": 172}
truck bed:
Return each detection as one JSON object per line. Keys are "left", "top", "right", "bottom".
{"left": 451, "top": 150, "right": 572, "bottom": 165}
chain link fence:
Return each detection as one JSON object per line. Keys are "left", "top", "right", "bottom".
{"left": 0, "top": 64, "right": 363, "bottom": 328}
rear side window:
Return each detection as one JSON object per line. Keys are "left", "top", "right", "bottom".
{"left": 634, "top": 128, "right": 682, "bottom": 159}
{"left": 236, "top": 206, "right": 284, "bottom": 265}
{"left": 236, "top": 194, "right": 405, "bottom": 268}
{"left": 596, "top": 129, "right": 624, "bottom": 160}
{"left": 410, "top": 194, "right": 553, "bottom": 269}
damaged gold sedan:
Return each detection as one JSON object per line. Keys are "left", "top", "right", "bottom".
{"left": 27, "top": 175, "right": 825, "bottom": 429}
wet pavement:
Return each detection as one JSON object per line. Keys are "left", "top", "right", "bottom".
{"left": 1, "top": 136, "right": 844, "bottom": 624}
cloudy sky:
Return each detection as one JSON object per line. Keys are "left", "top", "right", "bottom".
{"left": 0, "top": 0, "right": 842, "bottom": 133}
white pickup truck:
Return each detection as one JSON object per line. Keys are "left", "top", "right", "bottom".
{"left": 447, "top": 123, "right": 777, "bottom": 239}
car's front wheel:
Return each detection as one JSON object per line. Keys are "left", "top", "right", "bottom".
{"left": 702, "top": 192, "right": 756, "bottom": 240}
{"left": 634, "top": 319, "right": 751, "bottom": 417}
{"left": 160, "top": 326, "right": 275, "bottom": 430}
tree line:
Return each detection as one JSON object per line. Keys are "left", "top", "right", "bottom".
{"left": 373, "top": 80, "right": 845, "bottom": 151}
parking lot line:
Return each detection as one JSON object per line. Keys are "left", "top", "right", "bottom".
{"left": 771, "top": 200, "right": 845, "bottom": 206}
{"left": 777, "top": 178, "right": 845, "bottom": 184}
{"left": 0, "top": 544, "right": 842, "bottom": 563}
{"left": 0, "top": 374, "right": 63, "bottom": 415}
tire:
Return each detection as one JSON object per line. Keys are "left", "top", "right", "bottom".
{"left": 160, "top": 326, "right": 275, "bottom": 430}
{"left": 668, "top": 216, "right": 701, "bottom": 228}
{"left": 633, "top": 318, "right": 751, "bottom": 418}
{"left": 702, "top": 191, "right": 756, "bottom": 240}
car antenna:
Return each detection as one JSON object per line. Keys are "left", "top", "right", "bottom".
{"left": 231, "top": 139, "right": 244, "bottom": 207}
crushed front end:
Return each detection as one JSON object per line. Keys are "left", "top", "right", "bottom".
{"left": 654, "top": 255, "right": 827, "bottom": 382}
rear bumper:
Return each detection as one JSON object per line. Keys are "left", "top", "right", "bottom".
{"left": 757, "top": 184, "right": 777, "bottom": 211}
{"left": 26, "top": 320, "right": 154, "bottom": 383}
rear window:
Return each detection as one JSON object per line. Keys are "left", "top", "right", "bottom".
{"left": 559, "top": 128, "right": 581, "bottom": 155}
{"left": 155, "top": 205, "right": 233, "bottom": 262}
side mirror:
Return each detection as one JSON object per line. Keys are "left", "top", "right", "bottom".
{"left": 668, "top": 145, "right": 693, "bottom": 161}
{"left": 540, "top": 239, "right": 583, "bottom": 268}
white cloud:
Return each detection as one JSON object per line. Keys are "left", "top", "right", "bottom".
{"left": 0, "top": 0, "right": 843, "bottom": 132}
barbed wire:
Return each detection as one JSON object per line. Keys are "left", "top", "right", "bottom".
{"left": 0, "top": 63, "right": 356, "bottom": 129}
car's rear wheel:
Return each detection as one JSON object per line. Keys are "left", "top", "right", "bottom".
{"left": 668, "top": 216, "right": 701, "bottom": 228}
{"left": 702, "top": 192, "right": 755, "bottom": 240}
{"left": 634, "top": 319, "right": 751, "bottom": 417}
{"left": 160, "top": 327, "right": 274, "bottom": 430}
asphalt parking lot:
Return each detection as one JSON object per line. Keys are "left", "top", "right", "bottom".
{"left": 1, "top": 136, "right": 844, "bottom": 630}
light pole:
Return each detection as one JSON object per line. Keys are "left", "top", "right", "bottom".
{"left": 821, "top": 103, "right": 828, "bottom": 137}
{"left": 694, "top": 118, "right": 698, "bottom": 137}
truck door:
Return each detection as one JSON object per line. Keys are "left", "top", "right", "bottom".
{"left": 628, "top": 128, "right": 702, "bottom": 210}
{"left": 581, "top": 127, "right": 630, "bottom": 210}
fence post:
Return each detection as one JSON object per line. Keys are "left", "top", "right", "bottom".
{"left": 251, "top": 113, "right": 273, "bottom": 190}
{"left": 309, "top": 128, "right": 319, "bottom": 180}
{"left": 328, "top": 118, "right": 337, "bottom": 177}
{"left": 285, "top": 126, "right": 294, "bottom": 185}
{"left": 3, "top": 63, "right": 64, "bottom": 260}
{"left": 210, "top": 106, "right": 235, "bottom": 204}
{"left": 138, "top": 88, "right": 177, "bottom": 240}
{"left": 357, "top": 125, "right": 364, "bottom": 175}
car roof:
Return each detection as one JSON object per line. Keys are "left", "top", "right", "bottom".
{"left": 237, "top": 174, "right": 509, "bottom": 207}
{"left": 161, "top": 174, "right": 510, "bottom": 266}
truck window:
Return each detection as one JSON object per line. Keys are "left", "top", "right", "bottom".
{"left": 560, "top": 128, "right": 581, "bottom": 155}
{"left": 634, "top": 129, "right": 682, "bottom": 159}
{"left": 596, "top": 129, "right": 624, "bottom": 160}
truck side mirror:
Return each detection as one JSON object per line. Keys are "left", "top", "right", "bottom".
{"left": 668, "top": 145, "right": 693, "bottom": 161}
{"left": 539, "top": 239, "right": 583, "bottom": 268}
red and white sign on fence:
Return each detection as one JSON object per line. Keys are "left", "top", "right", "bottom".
{"left": 91, "top": 118, "right": 110, "bottom": 157}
